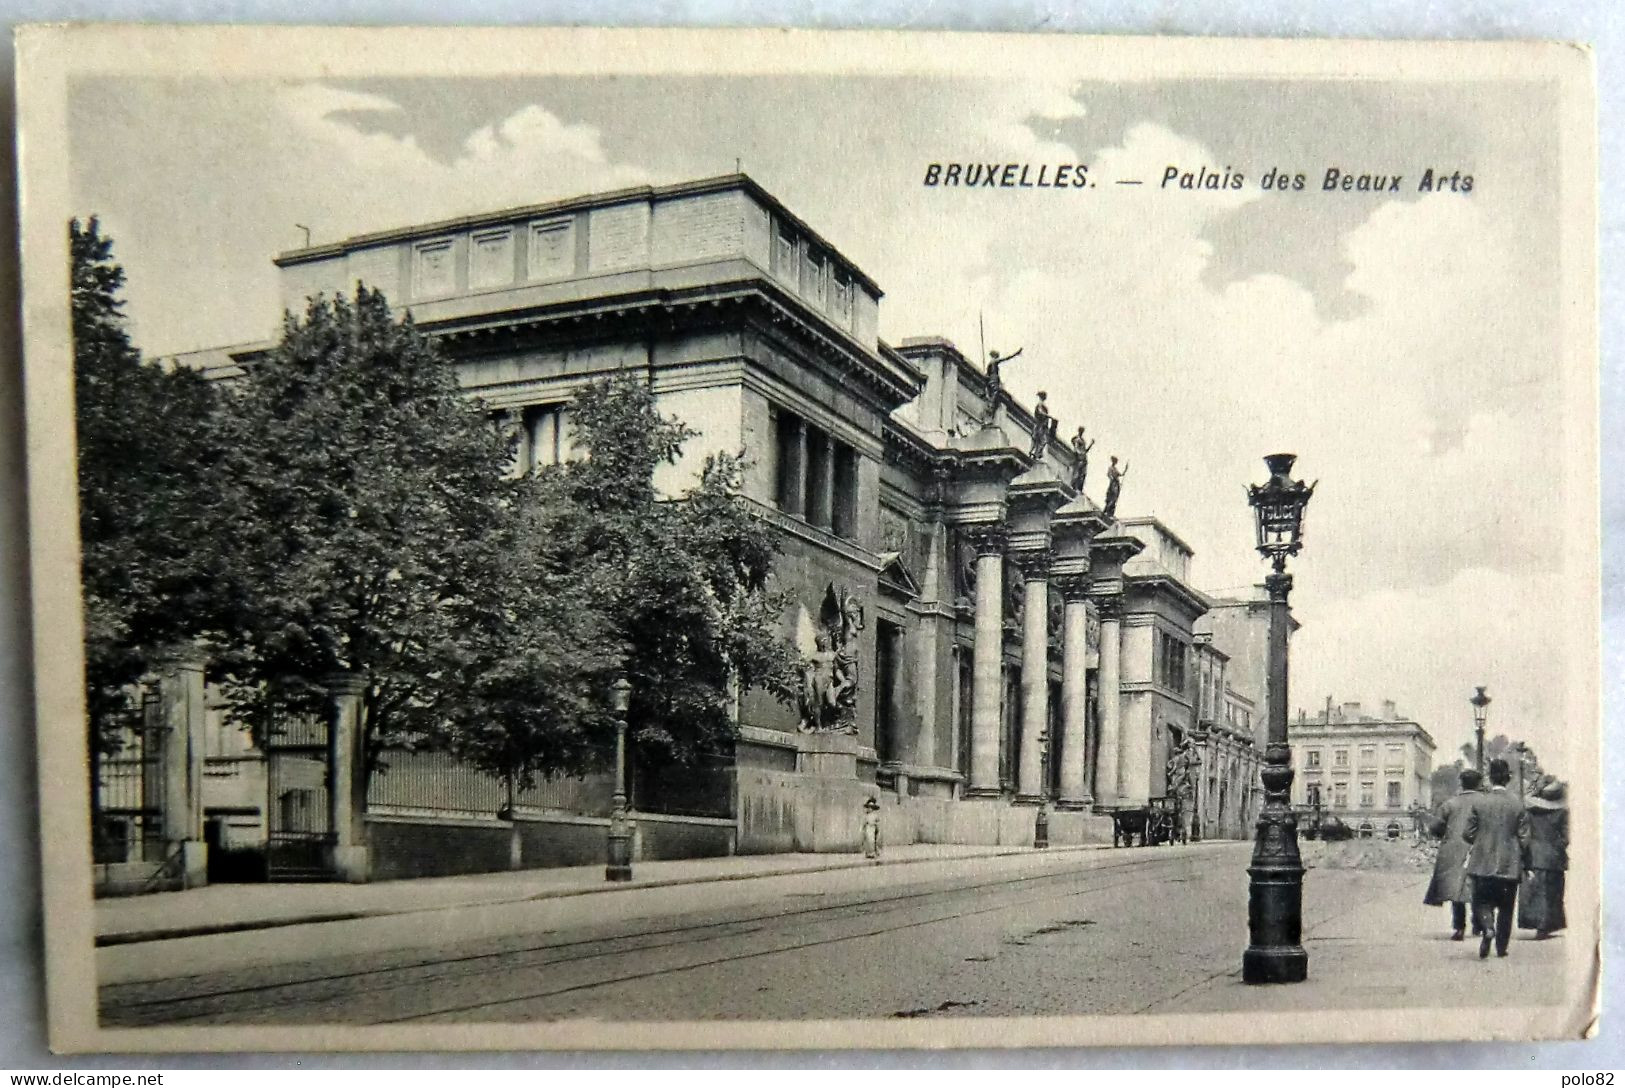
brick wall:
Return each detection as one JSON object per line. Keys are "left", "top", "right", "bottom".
{"left": 587, "top": 202, "right": 651, "bottom": 273}
{"left": 651, "top": 191, "right": 746, "bottom": 267}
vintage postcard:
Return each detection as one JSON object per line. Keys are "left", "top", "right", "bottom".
{"left": 14, "top": 26, "right": 1598, "bottom": 1052}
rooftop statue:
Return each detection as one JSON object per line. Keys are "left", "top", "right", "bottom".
{"left": 1103, "top": 456, "right": 1129, "bottom": 519}
{"left": 1029, "top": 391, "right": 1056, "bottom": 461}
{"left": 1070, "top": 426, "right": 1095, "bottom": 492}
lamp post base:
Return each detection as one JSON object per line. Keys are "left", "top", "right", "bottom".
{"left": 1242, "top": 943, "right": 1308, "bottom": 984}
{"left": 606, "top": 818, "right": 633, "bottom": 882}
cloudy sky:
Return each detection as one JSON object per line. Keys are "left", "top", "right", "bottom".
{"left": 66, "top": 70, "right": 1581, "bottom": 770}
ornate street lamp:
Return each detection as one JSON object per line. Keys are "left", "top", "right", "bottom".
{"left": 1471, "top": 686, "right": 1491, "bottom": 774}
{"left": 1243, "top": 453, "right": 1316, "bottom": 985}
{"left": 606, "top": 676, "right": 634, "bottom": 882}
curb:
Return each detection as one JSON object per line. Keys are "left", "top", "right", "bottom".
{"left": 96, "top": 842, "right": 1110, "bottom": 948}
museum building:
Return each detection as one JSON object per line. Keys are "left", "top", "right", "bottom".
{"left": 96, "top": 175, "right": 1283, "bottom": 889}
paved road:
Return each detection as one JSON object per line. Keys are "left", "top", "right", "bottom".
{"left": 98, "top": 842, "right": 1563, "bottom": 1026}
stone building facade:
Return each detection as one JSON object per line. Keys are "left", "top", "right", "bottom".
{"left": 1290, "top": 699, "right": 1436, "bottom": 834}
{"left": 126, "top": 174, "right": 1279, "bottom": 883}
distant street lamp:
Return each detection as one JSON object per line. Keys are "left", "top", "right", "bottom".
{"left": 1243, "top": 453, "right": 1316, "bottom": 985}
{"left": 1034, "top": 728, "right": 1051, "bottom": 849}
{"left": 606, "top": 676, "right": 634, "bottom": 883}
{"left": 1470, "top": 687, "right": 1492, "bottom": 774}
{"left": 1513, "top": 741, "right": 1529, "bottom": 798}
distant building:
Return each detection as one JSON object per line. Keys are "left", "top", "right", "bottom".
{"left": 1112, "top": 517, "right": 1210, "bottom": 813}
{"left": 1190, "top": 632, "right": 1261, "bottom": 839}
{"left": 1290, "top": 699, "right": 1436, "bottom": 835}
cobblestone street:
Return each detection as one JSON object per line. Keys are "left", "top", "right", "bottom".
{"left": 97, "top": 841, "right": 1573, "bottom": 1028}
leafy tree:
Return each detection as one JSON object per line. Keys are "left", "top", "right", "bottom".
{"left": 71, "top": 216, "right": 226, "bottom": 749}
{"left": 210, "top": 286, "right": 599, "bottom": 788}
{"left": 527, "top": 376, "right": 800, "bottom": 771}
{"left": 1431, "top": 733, "right": 1547, "bottom": 803}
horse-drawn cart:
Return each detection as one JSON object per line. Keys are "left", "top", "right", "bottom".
{"left": 1106, "top": 796, "right": 1187, "bottom": 847}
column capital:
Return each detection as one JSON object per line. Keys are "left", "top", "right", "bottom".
{"left": 1011, "top": 547, "right": 1053, "bottom": 581}
{"left": 153, "top": 644, "right": 208, "bottom": 672}
{"left": 1093, "top": 593, "right": 1124, "bottom": 621}
{"left": 325, "top": 672, "right": 368, "bottom": 697}
{"left": 964, "top": 522, "right": 1008, "bottom": 557}
{"left": 1053, "top": 572, "right": 1093, "bottom": 601}
{"left": 1265, "top": 571, "right": 1294, "bottom": 600}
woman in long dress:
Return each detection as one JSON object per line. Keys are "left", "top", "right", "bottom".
{"left": 1424, "top": 767, "right": 1483, "bottom": 939}
{"left": 1519, "top": 779, "right": 1568, "bottom": 938}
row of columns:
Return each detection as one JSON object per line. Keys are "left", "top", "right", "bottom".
{"left": 959, "top": 521, "right": 1130, "bottom": 809}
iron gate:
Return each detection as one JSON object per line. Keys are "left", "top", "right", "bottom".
{"left": 264, "top": 714, "right": 334, "bottom": 880}
{"left": 91, "top": 691, "right": 164, "bottom": 865}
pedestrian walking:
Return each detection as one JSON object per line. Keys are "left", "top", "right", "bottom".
{"left": 1463, "top": 758, "right": 1532, "bottom": 959}
{"left": 1424, "top": 767, "right": 1483, "bottom": 940}
{"left": 862, "top": 796, "right": 882, "bottom": 860}
{"left": 1518, "top": 777, "right": 1568, "bottom": 939}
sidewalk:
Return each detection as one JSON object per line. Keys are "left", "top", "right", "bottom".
{"left": 96, "top": 841, "right": 1104, "bottom": 947}
{"left": 1152, "top": 841, "right": 1579, "bottom": 1021}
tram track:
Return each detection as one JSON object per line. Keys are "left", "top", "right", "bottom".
{"left": 100, "top": 846, "right": 1221, "bottom": 1026}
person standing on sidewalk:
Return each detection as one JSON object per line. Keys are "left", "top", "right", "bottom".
{"left": 862, "top": 796, "right": 882, "bottom": 860}
{"left": 1463, "top": 758, "right": 1532, "bottom": 959}
{"left": 1518, "top": 778, "right": 1568, "bottom": 939}
{"left": 1424, "top": 767, "right": 1483, "bottom": 940}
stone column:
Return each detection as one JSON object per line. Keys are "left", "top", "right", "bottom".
{"left": 1056, "top": 575, "right": 1092, "bottom": 808}
{"left": 326, "top": 672, "right": 370, "bottom": 883}
{"left": 1014, "top": 549, "right": 1052, "bottom": 802}
{"left": 966, "top": 525, "right": 1006, "bottom": 797}
{"left": 1092, "top": 595, "right": 1124, "bottom": 806}
{"left": 155, "top": 650, "right": 208, "bottom": 888}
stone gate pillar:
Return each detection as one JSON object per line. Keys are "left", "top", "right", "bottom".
{"left": 326, "top": 672, "right": 370, "bottom": 882}
{"left": 155, "top": 650, "right": 208, "bottom": 888}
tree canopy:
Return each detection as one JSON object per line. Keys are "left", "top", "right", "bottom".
{"left": 523, "top": 376, "right": 800, "bottom": 769}
{"left": 72, "top": 216, "right": 227, "bottom": 748}
{"left": 1429, "top": 733, "right": 1549, "bottom": 803}
{"left": 74, "top": 238, "right": 801, "bottom": 791}
{"left": 207, "top": 286, "right": 572, "bottom": 774}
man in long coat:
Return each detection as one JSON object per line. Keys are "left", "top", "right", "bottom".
{"left": 1424, "top": 767, "right": 1483, "bottom": 940}
{"left": 1464, "top": 757, "right": 1533, "bottom": 959}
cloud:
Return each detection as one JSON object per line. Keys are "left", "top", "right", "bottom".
{"left": 272, "top": 83, "right": 651, "bottom": 242}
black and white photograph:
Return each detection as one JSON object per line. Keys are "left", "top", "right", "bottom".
{"left": 13, "top": 26, "right": 1599, "bottom": 1052}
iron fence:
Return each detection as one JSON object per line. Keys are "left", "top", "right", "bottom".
{"left": 91, "top": 692, "right": 164, "bottom": 864}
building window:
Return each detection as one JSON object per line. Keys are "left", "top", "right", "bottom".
{"left": 1385, "top": 744, "right": 1405, "bottom": 769}
{"left": 1333, "top": 782, "right": 1348, "bottom": 808}
{"left": 1156, "top": 631, "right": 1188, "bottom": 695}
{"left": 413, "top": 238, "right": 456, "bottom": 298}
{"left": 1359, "top": 745, "right": 1377, "bottom": 768}
{"left": 528, "top": 219, "right": 575, "bottom": 281}
{"left": 1386, "top": 780, "right": 1402, "bottom": 807}
{"left": 1359, "top": 781, "right": 1375, "bottom": 808}
{"left": 1334, "top": 748, "right": 1349, "bottom": 768}
{"left": 1305, "top": 748, "right": 1321, "bottom": 768}
{"left": 506, "top": 403, "right": 575, "bottom": 474}
{"left": 771, "top": 407, "right": 860, "bottom": 540}
{"left": 470, "top": 229, "right": 514, "bottom": 289}
{"left": 1305, "top": 783, "right": 1322, "bottom": 807}
{"left": 832, "top": 444, "right": 858, "bottom": 538}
